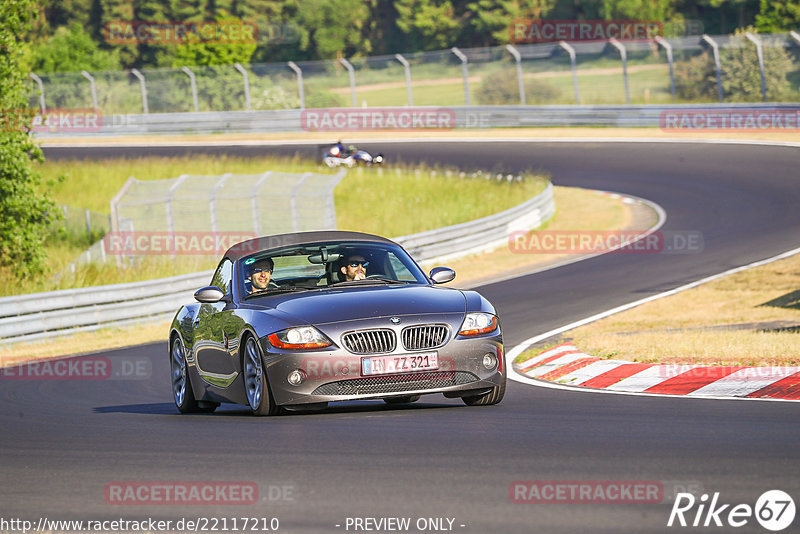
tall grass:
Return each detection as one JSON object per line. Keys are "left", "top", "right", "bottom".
{"left": 1, "top": 155, "right": 546, "bottom": 296}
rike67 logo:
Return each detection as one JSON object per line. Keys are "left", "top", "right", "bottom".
{"left": 668, "top": 490, "right": 795, "bottom": 531}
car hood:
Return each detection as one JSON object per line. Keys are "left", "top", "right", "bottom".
{"left": 245, "top": 284, "right": 466, "bottom": 325}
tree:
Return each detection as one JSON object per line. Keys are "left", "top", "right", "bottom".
{"left": 755, "top": 0, "right": 800, "bottom": 33}
{"left": 466, "top": 0, "right": 555, "bottom": 46}
{"left": 0, "top": 0, "right": 57, "bottom": 278}
{"left": 32, "top": 22, "right": 120, "bottom": 72}
{"left": 171, "top": 21, "right": 258, "bottom": 67}
{"left": 394, "top": 0, "right": 463, "bottom": 51}
{"left": 98, "top": 0, "right": 136, "bottom": 68}
{"left": 292, "top": 0, "right": 372, "bottom": 58}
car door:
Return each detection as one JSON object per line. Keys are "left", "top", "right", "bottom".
{"left": 193, "top": 258, "right": 239, "bottom": 388}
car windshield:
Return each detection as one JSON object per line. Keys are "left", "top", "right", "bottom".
{"left": 239, "top": 241, "right": 428, "bottom": 298}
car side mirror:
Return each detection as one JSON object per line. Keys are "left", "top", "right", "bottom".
{"left": 429, "top": 267, "right": 456, "bottom": 284}
{"left": 194, "top": 286, "right": 226, "bottom": 303}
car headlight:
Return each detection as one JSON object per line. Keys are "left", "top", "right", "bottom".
{"left": 458, "top": 313, "right": 498, "bottom": 337}
{"left": 268, "top": 326, "right": 332, "bottom": 350}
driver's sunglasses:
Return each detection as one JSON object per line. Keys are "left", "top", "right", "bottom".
{"left": 253, "top": 268, "right": 272, "bottom": 274}
{"left": 348, "top": 261, "right": 368, "bottom": 268}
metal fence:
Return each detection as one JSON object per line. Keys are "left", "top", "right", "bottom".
{"left": 0, "top": 183, "right": 554, "bottom": 345}
{"left": 28, "top": 32, "right": 800, "bottom": 117}
{"left": 70, "top": 169, "right": 347, "bottom": 267}
{"left": 57, "top": 205, "right": 110, "bottom": 236}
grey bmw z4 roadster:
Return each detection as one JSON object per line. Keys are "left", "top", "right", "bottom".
{"left": 169, "top": 231, "right": 505, "bottom": 415}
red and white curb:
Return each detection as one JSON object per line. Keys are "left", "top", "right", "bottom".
{"left": 514, "top": 343, "right": 800, "bottom": 400}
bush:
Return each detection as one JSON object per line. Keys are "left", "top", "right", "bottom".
{"left": 674, "top": 29, "right": 792, "bottom": 102}
{"left": 476, "top": 69, "right": 561, "bottom": 105}
{"left": 674, "top": 52, "right": 719, "bottom": 101}
{"left": 305, "top": 90, "right": 346, "bottom": 108}
{"left": 720, "top": 33, "right": 792, "bottom": 102}
{"left": 253, "top": 86, "right": 300, "bottom": 110}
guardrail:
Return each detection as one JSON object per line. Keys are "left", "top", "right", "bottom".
{"left": 0, "top": 183, "right": 554, "bottom": 345}
{"left": 32, "top": 103, "right": 800, "bottom": 138}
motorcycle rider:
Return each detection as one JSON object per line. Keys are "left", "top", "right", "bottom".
{"left": 328, "top": 139, "right": 346, "bottom": 158}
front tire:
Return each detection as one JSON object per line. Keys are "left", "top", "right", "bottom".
{"left": 461, "top": 372, "right": 506, "bottom": 406}
{"left": 243, "top": 336, "right": 281, "bottom": 416}
{"left": 171, "top": 336, "right": 201, "bottom": 413}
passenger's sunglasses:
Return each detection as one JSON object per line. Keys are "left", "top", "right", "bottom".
{"left": 253, "top": 268, "right": 272, "bottom": 274}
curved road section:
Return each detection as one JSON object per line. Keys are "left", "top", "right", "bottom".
{"left": 0, "top": 140, "right": 797, "bottom": 533}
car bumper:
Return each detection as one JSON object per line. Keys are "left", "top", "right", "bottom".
{"left": 261, "top": 333, "right": 504, "bottom": 406}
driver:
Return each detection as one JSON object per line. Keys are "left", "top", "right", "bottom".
{"left": 340, "top": 254, "right": 368, "bottom": 281}
{"left": 249, "top": 257, "right": 278, "bottom": 293}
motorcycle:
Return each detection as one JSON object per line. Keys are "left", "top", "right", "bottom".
{"left": 322, "top": 144, "right": 384, "bottom": 168}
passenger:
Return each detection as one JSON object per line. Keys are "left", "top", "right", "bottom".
{"left": 249, "top": 257, "right": 277, "bottom": 293}
{"left": 340, "top": 254, "right": 368, "bottom": 281}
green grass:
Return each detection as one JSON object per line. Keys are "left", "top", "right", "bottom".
{"left": 5, "top": 155, "right": 546, "bottom": 297}
{"left": 348, "top": 64, "right": 691, "bottom": 107}
{"left": 354, "top": 82, "right": 468, "bottom": 107}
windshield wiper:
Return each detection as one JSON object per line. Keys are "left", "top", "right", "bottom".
{"left": 243, "top": 286, "right": 317, "bottom": 299}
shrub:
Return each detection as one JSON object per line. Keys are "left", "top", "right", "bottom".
{"left": 476, "top": 69, "right": 561, "bottom": 105}
{"left": 674, "top": 28, "right": 792, "bottom": 102}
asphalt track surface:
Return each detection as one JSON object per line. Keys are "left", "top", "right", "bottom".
{"left": 1, "top": 141, "right": 799, "bottom": 533}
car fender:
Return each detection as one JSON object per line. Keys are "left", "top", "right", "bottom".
{"left": 461, "top": 290, "right": 497, "bottom": 315}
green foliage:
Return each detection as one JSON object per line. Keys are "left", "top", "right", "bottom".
{"left": 132, "top": 0, "right": 174, "bottom": 68}
{"left": 674, "top": 28, "right": 791, "bottom": 102}
{"left": 0, "top": 0, "right": 58, "bottom": 279}
{"left": 395, "top": 0, "right": 461, "bottom": 51}
{"left": 674, "top": 52, "right": 719, "bottom": 101}
{"left": 98, "top": 0, "right": 136, "bottom": 67}
{"left": 252, "top": 86, "right": 300, "bottom": 110}
{"left": 171, "top": 18, "right": 258, "bottom": 67}
{"left": 755, "top": 0, "right": 800, "bottom": 33}
{"left": 476, "top": 69, "right": 561, "bottom": 104}
{"left": 292, "top": 0, "right": 372, "bottom": 58}
{"left": 23, "top": 0, "right": 783, "bottom": 68}
{"left": 466, "top": 0, "right": 529, "bottom": 45}
{"left": 720, "top": 28, "right": 792, "bottom": 102}
{"left": 305, "top": 90, "right": 347, "bottom": 108}
{"left": 32, "top": 22, "right": 120, "bottom": 72}
{"left": 600, "top": 0, "right": 675, "bottom": 21}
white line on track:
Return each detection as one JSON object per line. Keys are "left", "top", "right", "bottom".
{"left": 505, "top": 245, "right": 800, "bottom": 403}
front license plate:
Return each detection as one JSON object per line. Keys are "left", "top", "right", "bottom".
{"left": 361, "top": 352, "right": 438, "bottom": 376}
